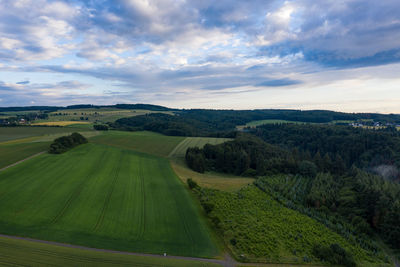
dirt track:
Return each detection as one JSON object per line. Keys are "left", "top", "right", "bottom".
{"left": 0, "top": 151, "right": 46, "bottom": 172}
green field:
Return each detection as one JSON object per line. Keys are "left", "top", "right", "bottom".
{"left": 196, "top": 185, "right": 387, "bottom": 266}
{"left": 0, "top": 143, "right": 218, "bottom": 257}
{"left": 168, "top": 137, "right": 232, "bottom": 158}
{"left": 43, "top": 108, "right": 173, "bottom": 123}
{"left": 91, "top": 131, "right": 184, "bottom": 157}
{"left": 0, "top": 235, "right": 221, "bottom": 267}
{"left": 0, "top": 126, "right": 92, "bottom": 143}
{"left": 0, "top": 142, "right": 50, "bottom": 169}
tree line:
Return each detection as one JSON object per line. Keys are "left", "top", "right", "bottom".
{"left": 49, "top": 132, "right": 88, "bottom": 154}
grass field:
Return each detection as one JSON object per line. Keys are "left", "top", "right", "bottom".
{"left": 168, "top": 137, "right": 232, "bottom": 157}
{"left": 31, "top": 121, "right": 91, "bottom": 126}
{"left": 91, "top": 131, "right": 184, "bottom": 157}
{"left": 0, "top": 142, "right": 50, "bottom": 169}
{"left": 171, "top": 157, "right": 254, "bottom": 192}
{"left": 0, "top": 235, "right": 221, "bottom": 267}
{"left": 41, "top": 108, "right": 174, "bottom": 124}
{"left": 0, "top": 143, "right": 218, "bottom": 257}
{"left": 0, "top": 126, "right": 92, "bottom": 143}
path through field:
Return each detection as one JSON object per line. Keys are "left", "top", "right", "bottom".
{"left": 0, "top": 151, "right": 45, "bottom": 172}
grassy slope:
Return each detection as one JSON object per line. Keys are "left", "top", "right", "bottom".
{"left": 0, "top": 235, "right": 220, "bottom": 267}
{"left": 0, "top": 126, "right": 90, "bottom": 143}
{"left": 198, "top": 185, "right": 389, "bottom": 266}
{"left": 171, "top": 157, "right": 254, "bottom": 192}
{"left": 91, "top": 130, "right": 184, "bottom": 157}
{"left": 0, "top": 143, "right": 218, "bottom": 257}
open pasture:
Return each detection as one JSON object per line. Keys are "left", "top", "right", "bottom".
{"left": 0, "top": 143, "right": 217, "bottom": 257}
{"left": 168, "top": 137, "right": 231, "bottom": 158}
{"left": 91, "top": 130, "right": 184, "bottom": 157}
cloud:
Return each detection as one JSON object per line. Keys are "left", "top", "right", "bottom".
{"left": 0, "top": 0, "right": 400, "bottom": 111}
{"left": 16, "top": 80, "right": 30, "bottom": 85}
{"left": 255, "top": 78, "right": 302, "bottom": 87}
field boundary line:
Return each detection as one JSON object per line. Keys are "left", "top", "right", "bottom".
{"left": 0, "top": 151, "right": 46, "bottom": 172}
{"left": 0, "top": 234, "right": 231, "bottom": 266}
{"left": 167, "top": 137, "right": 188, "bottom": 158}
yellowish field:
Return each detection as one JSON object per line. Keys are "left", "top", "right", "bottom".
{"left": 171, "top": 157, "right": 254, "bottom": 192}
{"left": 31, "top": 121, "right": 91, "bottom": 126}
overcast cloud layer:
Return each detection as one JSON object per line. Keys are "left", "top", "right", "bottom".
{"left": 0, "top": 0, "right": 400, "bottom": 112}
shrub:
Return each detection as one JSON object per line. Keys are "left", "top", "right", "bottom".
{"left": 312, "top": 243, "right": 356, "bottom": 267}
{"left": 201, "top": 202, "right": 214, "bottom": 214}
{"left": 187, "top": 178, "right": 198, "bottom": 189}
{"left": 93, "top": 124, "right": 108, "bottom": 130}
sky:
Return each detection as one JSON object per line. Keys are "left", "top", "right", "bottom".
{"left": 0, "top": 0, "right": 400, "bottom": 113}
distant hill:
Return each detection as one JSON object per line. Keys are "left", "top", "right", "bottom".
{"left": 0, "top": 103, "right": 174, "bottom": 112}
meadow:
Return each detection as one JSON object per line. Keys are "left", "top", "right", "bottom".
{"left": 42, "top": 108, "right": 173, "bottom": 124}
{"left": 0, "top": 143, "right": 218, "bottom": 257}
{"left": 0, "top": 142, "right": 50, "bottom": 169}
{"left": 0, "top": 126, "right": 89, "bottom": 143}
{"left": 196, "top": 185, "right": 388, "bottom": 266}
{"left": 0, "top": 235, "right": 221, "bottom": 267}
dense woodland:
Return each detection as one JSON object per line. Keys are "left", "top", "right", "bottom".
{"left": 113, "top": 109, "right": 400, "bottom": 136}
{"left": 49, "top": 133, "right": 88, "bottom": 154}
{"left": 185, "top": 127, "right": 400, "bottom": 252}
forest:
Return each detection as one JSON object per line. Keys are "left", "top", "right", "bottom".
{"left": 112, "top": 109, "right": 400, "bottom": 136}
{"left": 185, "top": 125, "right": 400, "bottom": 252}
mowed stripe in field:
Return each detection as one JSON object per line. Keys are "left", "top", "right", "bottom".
{"left": 0, "top": 143, "right": 217, "bottom": 257}
{"left": 169, "top": 137, "right": 232, "bottom": 158}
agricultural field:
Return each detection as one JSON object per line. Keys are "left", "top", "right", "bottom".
{"left": 0, "top": 142, "right": 50, "bottom": 169}
{"left": 31, "top": 121, "right": 91, "bottom": 126}
{"left": 0, "top": 143, "right": 218, "bottom": 257}
{"left": 91, "top": 130, "right": 184, "bottom": 157}
{"left": 42, "top": 108, "right": 173, "bottom": 124}
{"left": 168, "top": 137, "right": 232, "bottom": 157}
{"left": 0, "top": 235, "right": 221, "bottom": 267}
{"left": 0, "top": 126, "right": 90, "bottom": 143}
{"left": 196, "top": 185, "right": 389, "bottom": 266}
